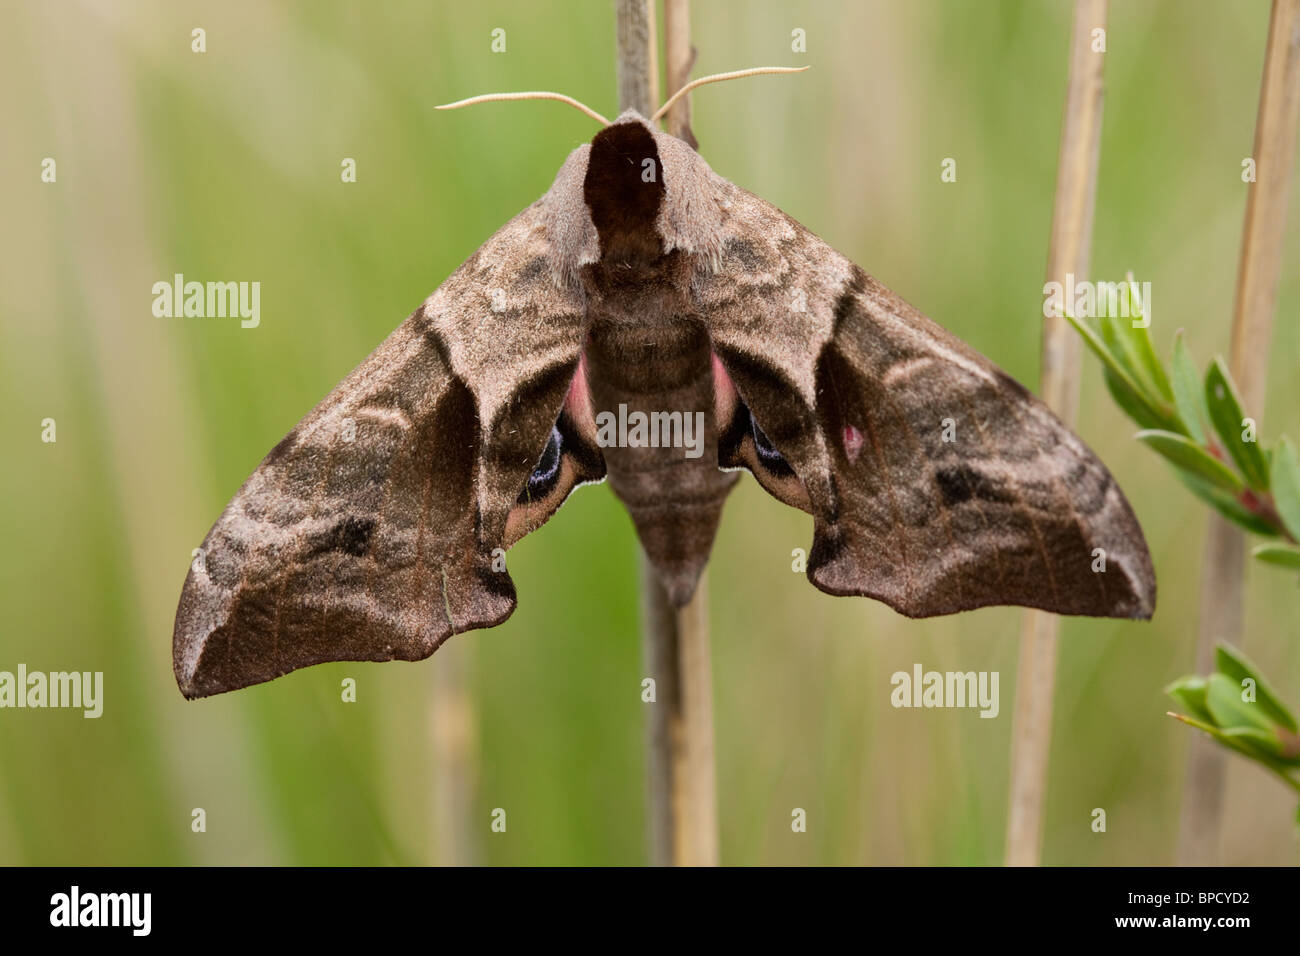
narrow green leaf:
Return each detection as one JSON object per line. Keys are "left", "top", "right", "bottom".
{"left": 1170, "top": 331, "right": 1208, "bottom": 445}
{"left": 1135, "top": 429, "right": 1244, "bottom": 494}
{"left": 1253, "top": 542, "right": 1300, "bottom": 568}
{"left": 1066, "top": 311, "right": 1144, "bottom": 393}
{"left": 1099, "top": 307, "right": 1171, "bottom": 412}
{"left": 1066, "top": 311, "right": 1180, "bottom": 430}
{"left": 1215, "top": 643, "right": 1298, "bottom": 732}
{"left": 1132, "top": 325, "right": 1175, "bottom": 404}
{"left": 1167, "top": 711, "right": 1269, "bottom": 761}
{"left": 1269, "top": 435, "right": 1300, "bottom": 541}
{"left": 1220, "top": 727, "right": 1286, "bottom": 760}
{"left": 1165, "top": 676, "right": 1214, "bottom": 724}
{"left": 1103, "top": 367, "right": 1176, "bottom": 431}
{"left": 1117, "top": 277, "right": 1174, "bottom": 402}
{"left": 1099, "top": 308, "right": 1142, "bottom": 382}
{"left": 1173, "top": 470, "right": 1276, "bottom": 536}
{"left": 1205, "top": 358, "right": 1269, "bottom": 489}
{"left": 1206, "top": 672, "right": 1275, "bottom": 734}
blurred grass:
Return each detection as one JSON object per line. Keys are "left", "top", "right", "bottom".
{"left": 0, "top": 0, "right": 1296, "bottom": 865}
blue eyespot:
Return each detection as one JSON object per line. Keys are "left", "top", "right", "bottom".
{"left": 520, "top": 426, "right": 563, "bottom": 502}
{"left": 751, "top": 417, "right": 784, "bottom": 465}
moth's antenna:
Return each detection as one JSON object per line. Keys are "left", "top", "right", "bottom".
{"left": 651, "top": 66, "right": 810, "bottom": 123}
{"left": 435, "top": 91, "right": 610, "bottom": 127}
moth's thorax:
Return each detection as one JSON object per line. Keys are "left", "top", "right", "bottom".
{"left": 579, "top": 248, "right": 692, "bottom": 323}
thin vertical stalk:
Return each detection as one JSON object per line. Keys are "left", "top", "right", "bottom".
{"left": 1006, "top": 0, "right": 1108, "bottom": 867}
{"left": 663, "top": 0, "right": 697, "bottom": 146}
{"left": 661, "top": 0, "right": 717, "bottom": 867}
{"left": 616, "top": 0, "right": 655, "bottom": 116}
{"left": 1178, "top": 0, "right": 1300, "bottom": 866}
{"left": 430, "top": 643, "right": 480, "bottom": 865}
{"left": 640, "top": 562, "right": 717, "bottom": 866}
{"left": 619, "top": 0, "right": 719, "bottom": 866}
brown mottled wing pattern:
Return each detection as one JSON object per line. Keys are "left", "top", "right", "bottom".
{"left": 173, "top": 200, "right": 591, "bottom": 698}
{"left": 698, "top": 180, "right": 1155, "bottom": 619}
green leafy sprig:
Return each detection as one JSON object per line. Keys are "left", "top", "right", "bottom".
{"left": 1064, "top": 275, "right": 1300, "bottom": 566}
{"left": 1166, "top": 644, "right": 1300, "bottom": 822}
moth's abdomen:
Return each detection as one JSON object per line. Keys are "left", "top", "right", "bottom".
{"left": 583, "top": 317, "right": 737, "bottom": 605}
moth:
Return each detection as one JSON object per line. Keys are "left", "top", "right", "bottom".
{"left": 174, "top": 72, "right": 1155, "bottom": 699}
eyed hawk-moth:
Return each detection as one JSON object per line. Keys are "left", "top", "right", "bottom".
{"left": 173, "top": 109, "right": 1155, "bottom": 699}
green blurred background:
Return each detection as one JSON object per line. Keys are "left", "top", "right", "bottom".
{"left": 1, "top": 0, "right": 1297, "bottom": 865}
